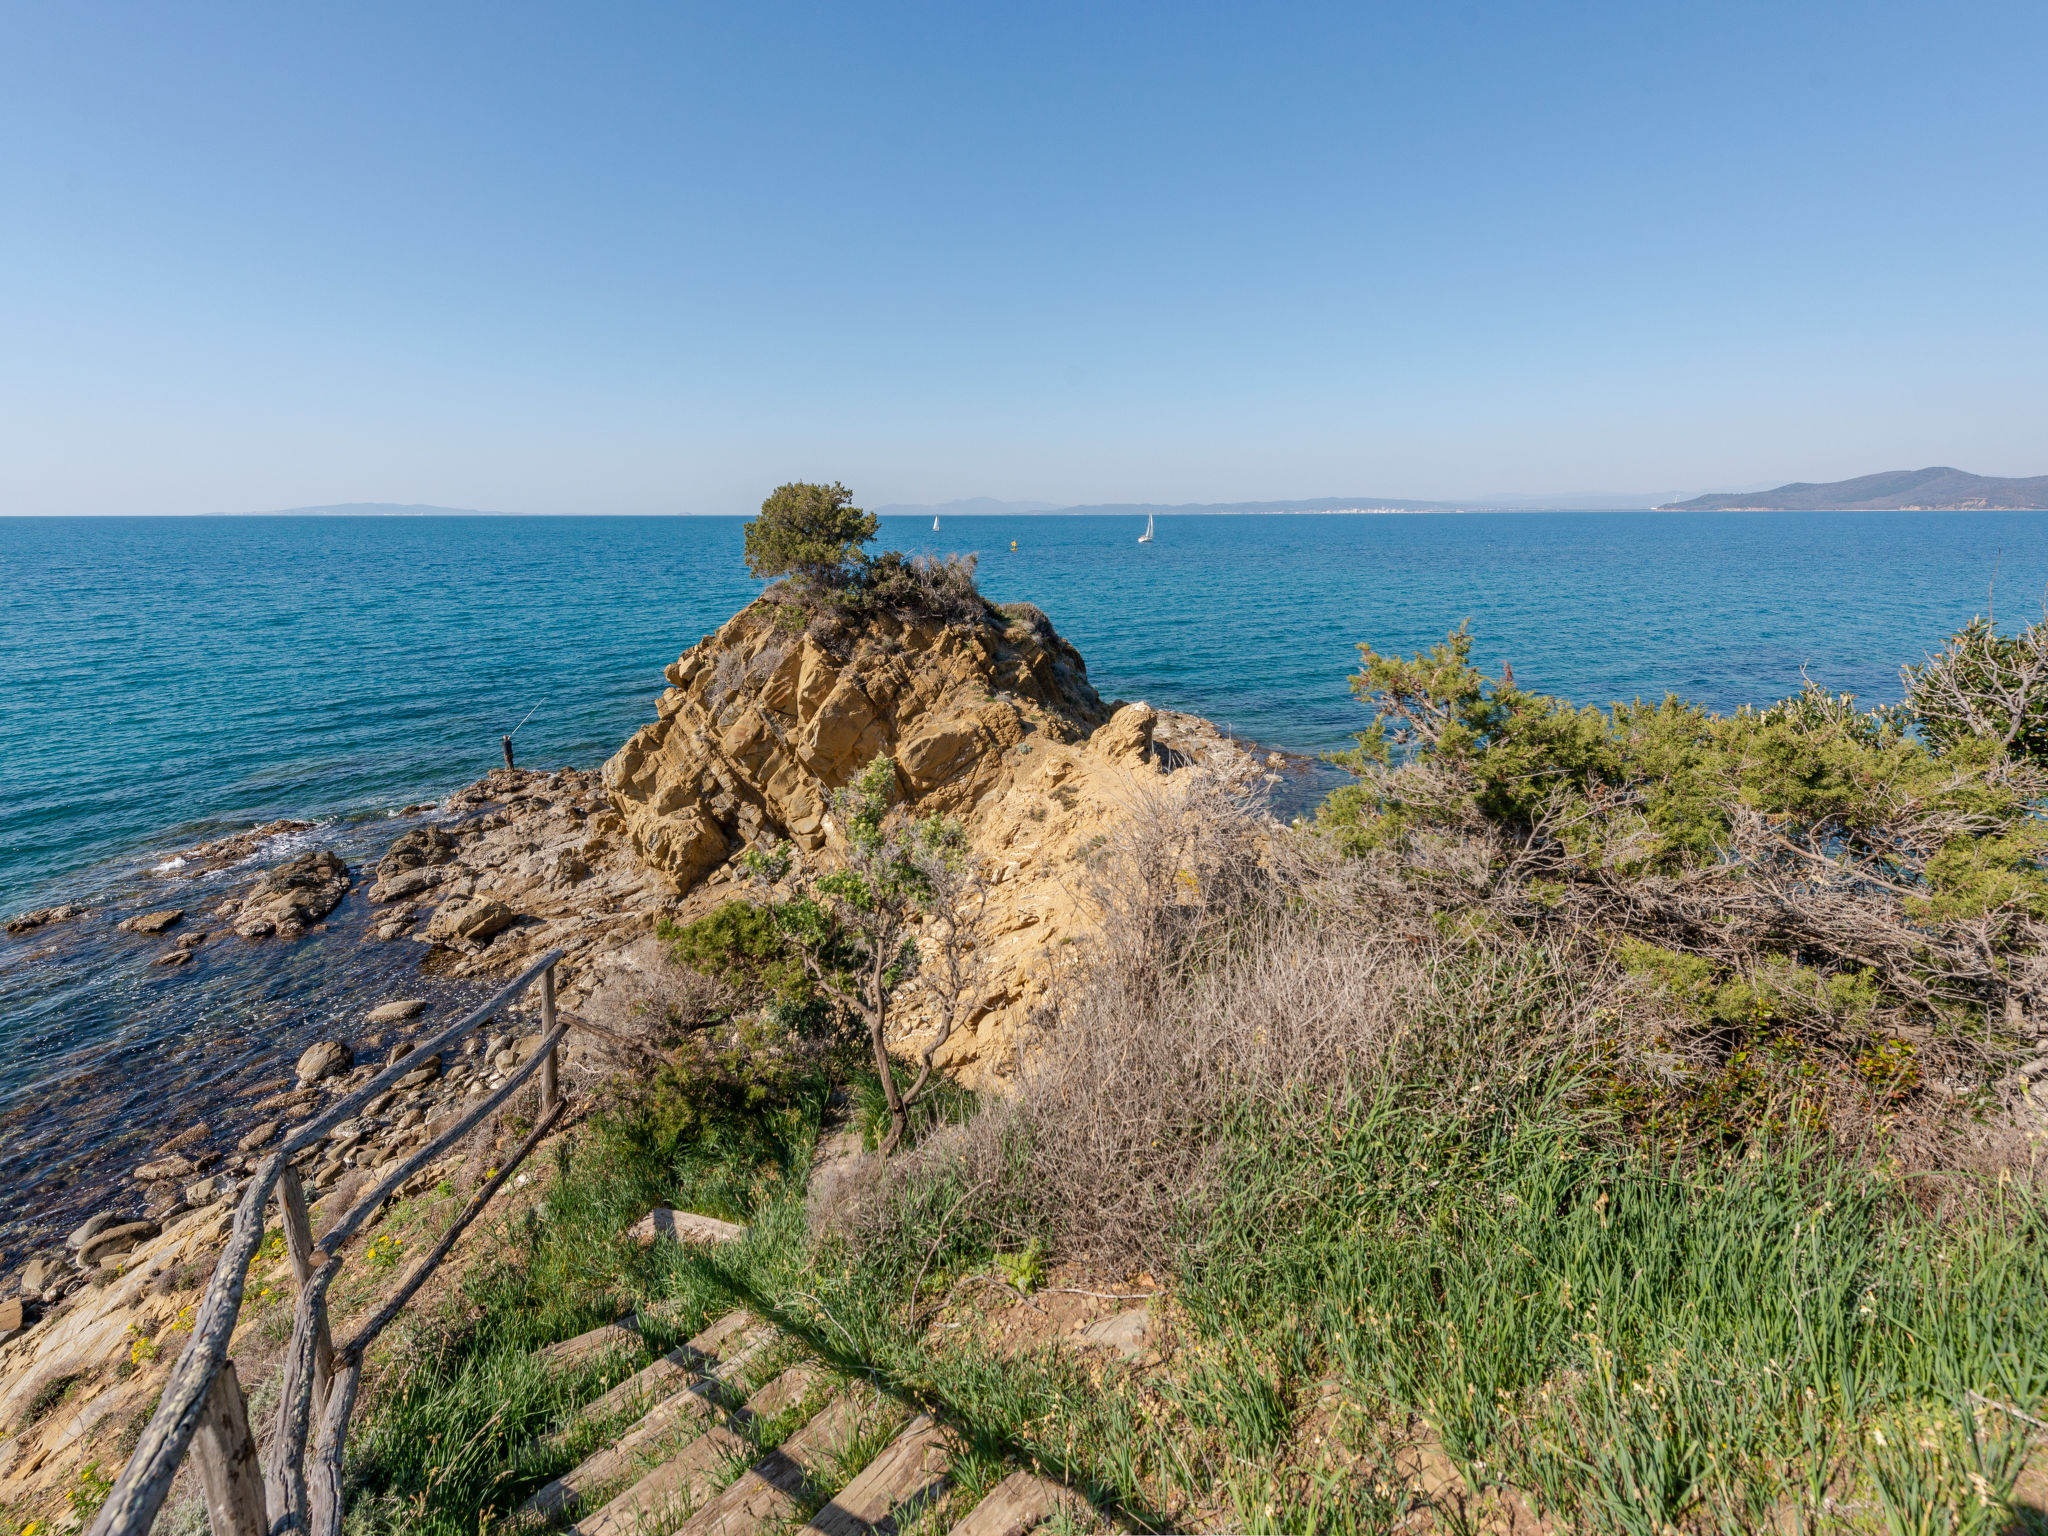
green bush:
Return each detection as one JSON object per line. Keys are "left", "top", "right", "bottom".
{"left": 742, "top": 481, "right": 877, "bottom": 590}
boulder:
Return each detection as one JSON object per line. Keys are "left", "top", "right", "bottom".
{"left": 78, "top": 1219, "right": 159, "bottom": 1267}
{"left": 366, "top": 998, "right": 428, "bottom": 1025}
{"left": 295, "top": 1039, "right": 353, "bottom": 1086}
{"left": 1090, "top": 702, "right": 1158, "bottom": 768}
{"left": 232, "top": 849, "right": 351, "bottom": 938}
{"left": 18, "top": 1256, "right": 63, "bottom": 1294}
{"left": 66, "top": 1212, "right": 119, "bottom": 1250}
{"left": 425, "top": 896, "right": 514, "bottom": 946}
{"left": 0, "top": 1296, "right": 33, "bottom": 1342}
{"left": 371, "top": 865, "right": 446, "bottom": 903}
{"left": 377, "top": 824, "right": 458, "bottom": 879}
{"left": 119, "top": 908, "right": 184, "bottom": 935}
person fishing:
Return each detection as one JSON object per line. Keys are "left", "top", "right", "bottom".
{"left": 501, "top": 700, "right": 541, "bottom": 772}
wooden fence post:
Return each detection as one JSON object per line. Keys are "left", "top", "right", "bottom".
{"left": 277, "top": 1167, "right": 333, "bottom": 1411}
{"left": 190, "top": 1360, "right": 268, "bottom": 1536}
{"left": 539, "top": 963, "right": 559, "bottom": 1117}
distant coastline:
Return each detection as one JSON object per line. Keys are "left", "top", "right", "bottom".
{"left": 1657, "top": 465, "right": 2048, "bottom": 512}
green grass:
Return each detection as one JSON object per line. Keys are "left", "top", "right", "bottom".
{"left": 332, "top": 993, "right": 2048, "bottom": 1534}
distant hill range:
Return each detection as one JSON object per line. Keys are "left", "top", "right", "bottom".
{"left": 255, "top": 502, "right": 503, "bottom": 516}
{"left": 1658, "top": 467, "right": 2048, "bottom": 512}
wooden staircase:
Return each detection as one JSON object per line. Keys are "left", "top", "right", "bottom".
{"left": 515, "top": 1308, "right": 1082, "bottom": 1536}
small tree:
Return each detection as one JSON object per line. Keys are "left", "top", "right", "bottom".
{"left": 747, "top": 755, "right": 985, "bottom": 1154}
{"left": 743, "top": 481, "right": 878, "bottom": 591}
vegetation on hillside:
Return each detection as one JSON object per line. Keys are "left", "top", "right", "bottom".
{"left": 323, "top": 609, "right": 2048, "bottom": 1535}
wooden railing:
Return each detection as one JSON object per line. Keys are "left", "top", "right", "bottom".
{"left": 86, "top": 948, "right": 571, "bottom": 1536}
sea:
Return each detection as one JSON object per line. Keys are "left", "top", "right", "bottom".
{"left": 1, "top": 509, "right": 2043, "bottom": 1260}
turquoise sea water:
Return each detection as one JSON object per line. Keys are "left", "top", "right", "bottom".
{"left": 0, "top": 509, "right": 2041, "bottom": 1256}
{"left": 5, "top": 510, "right": 2040, "bottom": 908}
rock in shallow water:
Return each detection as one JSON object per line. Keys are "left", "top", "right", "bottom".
{"left": 378, "top": 823, "right": 457, "bottom": 879}
{"left": 5, "top": 902, "right": 89, "bottom": 934}
{"left": 295, "top": 1039, "right": 353, "bottom": 1085}
{"left": 366, "top": 998, "right": 428, "bottom": 1024}
{"left": 119, "top": 908, "right": 185, "bottom": 934}
{"left": 233, "top": 848, "right": 351, "bottom": 938}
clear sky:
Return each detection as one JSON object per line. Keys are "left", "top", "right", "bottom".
{"left": 3, "top": 2, "right": 2044, "bottom": 515}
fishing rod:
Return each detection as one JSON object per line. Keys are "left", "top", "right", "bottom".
{"left": 507, "top": 700, "right": 543, "bottom": 739}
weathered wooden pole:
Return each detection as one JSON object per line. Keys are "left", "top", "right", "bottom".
{"left": 190, "top": 1360, "right": 268, "bottom": 1536}
{"left": 276, "top": 1167, "right": 333, "bottom": 1409}
{"left": 539, "top": 962, "right": 560, "bottom": 1117}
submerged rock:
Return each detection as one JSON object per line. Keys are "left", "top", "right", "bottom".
{"left": 366, "top": 998, "right": 428, "bottom": 1024}
{"left": 232, "top": 848, "right": 351, "bottom": 938}
{"left": 171, "top": 818, "right": 316, "bottom": 871}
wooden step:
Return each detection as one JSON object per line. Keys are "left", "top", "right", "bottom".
{"left": 947, "top": 1470, "right": 1081, "bottom": 1536}
{"left": 804, "top": 1412, "right": 952, "bottom": 1535}
{"left": 564, "top": 1365, "right": 826, "bottom": 1536}
{"left": 523, "top": 1314, "right": 765, "bottom": 1520}
{"left": 540, "top": 1314, "right": 642, "bottom": 1368}
{"left": 673, "top": 1391, "right": 902, "bottom": 1536}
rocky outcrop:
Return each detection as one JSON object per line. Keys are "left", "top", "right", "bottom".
{"left": 5, "top": 904, "right": 89, "bottom": 935}
{"left": 227, "top": 849, "right": 351, "bottom": 938}
{"left": 604, "top": 597, "right": 1109, "bottom": 893}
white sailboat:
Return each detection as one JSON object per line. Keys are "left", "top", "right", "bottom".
{"left": 1137, "top": 513, "right": 1154, "bottom": 544}
{"left": 933, "top": 515, "right": 940, "bottom": 531}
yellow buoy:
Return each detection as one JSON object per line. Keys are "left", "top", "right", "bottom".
{"left": 1010, "top": 540, "right": 1017, "bottom": 549}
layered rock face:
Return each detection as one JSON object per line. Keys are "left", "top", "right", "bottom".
{"left": 605, "top": 597, "right": 1110, "bottom": 891}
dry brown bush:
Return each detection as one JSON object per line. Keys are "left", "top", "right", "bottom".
{"left": 848, "top": 764, "right": 2036, "bottom": 1276}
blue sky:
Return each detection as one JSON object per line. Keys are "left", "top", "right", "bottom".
{"left": 3, "top": 2, "right": 2044, "bottom": 514}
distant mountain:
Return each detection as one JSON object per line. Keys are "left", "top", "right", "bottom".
{"left": 1657, "top": 468, "right": 2048, "bottom": 512}
{"left": 253, "top": 502, "right": 505, "bottom": 516}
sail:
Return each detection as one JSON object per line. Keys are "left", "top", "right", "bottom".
{"left": 1138, "top": 513, "right": 1154, "bottom": 543}
{"left": 933, "top": 516, "right": 940, "bottom": 531}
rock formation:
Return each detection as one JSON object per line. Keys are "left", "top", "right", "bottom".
{"left": 225, "top": 848, "right": 352, "bottom": 938}
{"left": 604, "top": 597, "right": 1109, "bottom": 890}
